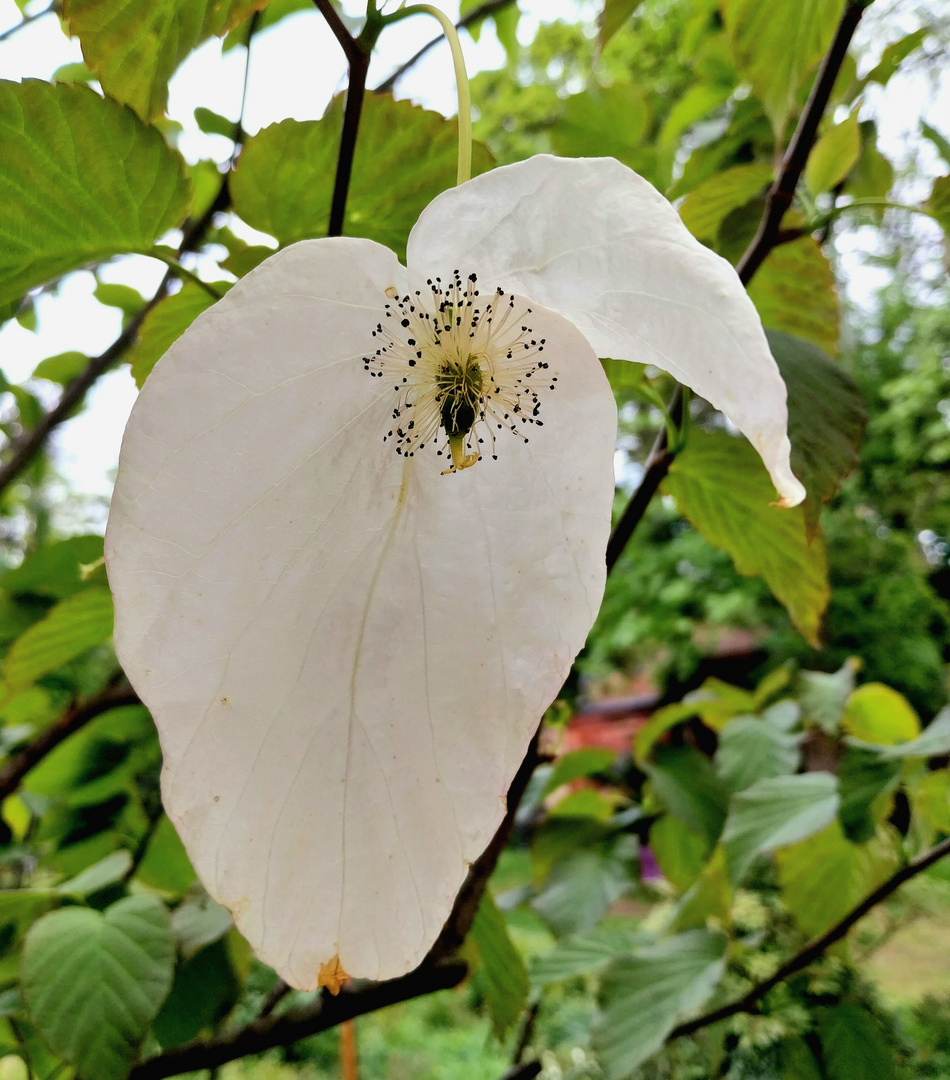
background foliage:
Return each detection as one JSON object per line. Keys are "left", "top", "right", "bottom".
{"left": 1, "top": 0, "right": 950, "bottom": 1077}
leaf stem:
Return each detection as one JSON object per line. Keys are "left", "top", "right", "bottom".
{"left": 385, "top": 4, "right": 473, "bottom": 184}
{"left": 142, "top": 249, "right": 224, "bottom": 299}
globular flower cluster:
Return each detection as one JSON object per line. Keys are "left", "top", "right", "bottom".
{"left": 365, "top": 271, "right": 555, "bottom": 472}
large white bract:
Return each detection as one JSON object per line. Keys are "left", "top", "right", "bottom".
{"left": 105, "top": 155, "right": 804, "bottom": 991}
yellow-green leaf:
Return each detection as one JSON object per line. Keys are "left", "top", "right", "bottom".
{"left": 128, "top": 284, "right": 224, "bottom": 388}
{"left": 664, "top": 431, "right": 829, "bottom": 646}
{"left": 679, "top": 163, "right": 774, "bottom": 242}
{"left": 841, "top": 683, "right": 921, "bottom": 746}
{"left": 806, "top": 111, "right": 861, "bottom": 194}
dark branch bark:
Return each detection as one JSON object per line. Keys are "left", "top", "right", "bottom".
{"left": 0, "top": 2, "right": 56, "bottom": 43}
{"left": 328, "top": 47, "right": 370, "bottom": 237}
{"left": 374, "top": 0, "right": 517, "bottom": 95}
{"left": 129, "top": 960, "right": 467, "bottom": 1080}
{"left": 604, "top": 0, "right": 868, "bottom": 567}
{"left": 498, "top": 1063, "right": 542, "bottom": 1080}
{"left": 311, "top": 0, "right": 362, "bottom": 65}
{"left": 0, "top": 685, "right": 140, "bottom": 801}
{"left": 670, "top": 832, "right": 950, "bottom": 1040}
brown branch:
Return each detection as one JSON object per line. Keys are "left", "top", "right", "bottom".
{"left": 374, "top": 0, "right": 517, "bottom": 94}
{"left": 0, "top": 684, "right": 140, "bottom": 801}
{"left": 129, "top": 960, "right": 467, "bottom": 1080}
{"left": 604, "top": 0, "right": 868, "bottom": 567}
{"left": 498, "top": 1064, "right": 542, "bottom": 1080}
{"left": 670, "top": 832, "right": 950, "bottom": 1040}
{"left": 734, "top": 0, "right": 869, "bottom": 286}
{"left": 311, "top": 0, "right": 362, "bottom": 66}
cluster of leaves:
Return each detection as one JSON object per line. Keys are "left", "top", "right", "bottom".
{"left": 0, "top": 0, "right": 949, "bottom": 1078}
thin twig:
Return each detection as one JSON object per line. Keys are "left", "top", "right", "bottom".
{"left": 311, "top": 0, "right": 362, "bottom": 65}
{"left": 128, "top": 960, "right": 467, "bottom": 1080}
{"left": 0, "top": 685, "right": 140, "bottom": 801}
{"left": 670, "top": 832, "right": 950, "bottom": 1040}
{"left": 374, "top": 0, "right": 517, "bottom": 94}
{"left": 498, "top": 1063, "right": 542, "bottom": 1080}
{"left": 604, "top": 0, "right": 868, "bottom": 567}
{"left": 0, "top": 1, "right": 56, "bottom": 43}
{"left": 258, "top": 980, "right": 292, "bottom": 1018}
{"left": 511, "top": 1001, "right": 540, "bottom": 1066}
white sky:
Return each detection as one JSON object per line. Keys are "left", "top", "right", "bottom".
{"left": 0, "top": 0, "right": 946, "bottom": 528}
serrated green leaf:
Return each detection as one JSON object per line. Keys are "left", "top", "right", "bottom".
{"left": 0, "top": 80, "right": 191, "bottom": 309}
{"left": 2, "top": 588, "right": 113, "bottom": 691}
{"left": 64, "top": 0, "right": 271, "bottom": 121}
{"left": 722, "top": 772, "right": 839, "bottom": 883}
{"left": 806, "top": 111, "right": 860, "bottom": 194}
{"left": 31, "top": 351, "right": 89, "bottom": 386}
{"left": 231, "top": 95, "right": 492, "bottom": 258}
{"left": 531, "top": 850, "right": 631, "bottom": 937}
{"left": 469, "top": 892, "right": 529, "bottom": 1040}
{"left": 128, "top": 284, "right": 222, "bottom": 388}
{"left": 817, "top": 1003, "right": 898, "bottom": 1080}
{"left": 598, "top": 0, "right": 643, "bottom": 49}
{"left": 777, "top": 820, "right": 898, "bottom": 937}
{"left": 721, "top": 0, "right": 845, "bottom": 136}
{"left": 715, "top": 716, "right": 800, "bottom": 792}
{"left": 768, "top": 330, "right": 867, "bottom": 537}
{"left": 798, "top": 660, "right": 858, "bottom": 734}
{"left": 748, "top": 234, "right": 840, "bottom": 355}
{"left": 529, "top": 919, "right": 646, "bottom": 988}
{"left": 21, "top": 895, "right": 175, "bottom": 1080}
{"left": 645, "top": 745, "right": 729, "bottom": 848}
{"left": 594, "top": 930, "right": 727, "bottom": 1078}
{"left": 679, "top": 163, "right": 773, "bottom": 242}
{"left": 549, "top": 83, "right": 650, "bottom": 168}
{"left": 664, "top": 431, "right": 829, "bottom": 646}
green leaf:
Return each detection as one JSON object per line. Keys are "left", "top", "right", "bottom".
{"left": 778, "top": 1036, "right": 824, "bottom": 1080}
{"left": 686, "top": 678, "right": 757, "bottom": 731}
{"left": 231, "top": 95, "right": 492, "bottom": 258}
{"left": 21, "top": 895, "right": 175, "bottom": 1080}
{"left": 842, "top": 683, "right": 920, "bottom": 744}
{"left": 531, "top": 850, "right": 631, "bottom": 937}
{"left": 715, "top": 716, "right": 800, "bottom": 792}
{"left": 927, "top": 175, "right": 950, "bottom": 236}
{"left": 194, "top": 106, "right": 237, "bottom": 139}
{"left": 1, "top": 536, "right": 105, "bottom": 600}
{"left": 722, "top": 772, "right": 839, "bottom": 883}
{"left": 798, "top": 660, "right": 858, "bottom": 734}
{"left": 31, "top": 351, "right": 89, "bottom": 386}
{"left": 777, "top": 820, "right": 898, "bottom": 936}
{"left": 679, "top": 163, "right": 774, "bottom": 242}
{"left": 768, "top": 330, "right": 867, "bottom": 538}
{"left": 664, "top": 431, "right": 829, "bottom": 646}
{"left": 151, "top": 939, "right": 240, "bottom": 1048}
{"left": 805, "top": 111, "right": 860, "bottom": 194}
{"left": 542, "top": 748, "right": 616, "bottom": 797}
{"left": 649, "top": 814, "right": 709, "bottom": 892}
{"left": 0, "top": 81, "right": 191, "bottom": 310}
{"left": 594, "top": 930, "right": 727, "bottom": 1078}
{"left": 57, "top": 851, "right": 133, "bottom": 897}
{"left": 846, "top": 121, "right": 894, "bottom": 201}
{"left": 128, "top": 284, "right": 221, "bottom": 388}
{"left": 170, "top": 890, "right": 232, "bottom": 959}
{"left": 549, "top": 84, "right": 650, "bottom": 169}
{"left": 64, "top": 0, "right": 270, "bottom": 121}
{"left": 671, "top": 846, "right": 732, "bottom": 931}
{"left": 910, "top": 769, "right": 950, "bottom": 833}
{"left": 633, "top": 702, "right": 697, "bottom": 765}
{"left": 748, "top": 235, "right": 840, "bottom": 355}
{"left": 2, "top": 588, "right": 114, "bottom": 691}
{"left": 529, "top": 919, "right": 646, "bottom": 988}
{"left": 598, "top": 0, "right": 643, "bottom": 49}
{"left": 721, "top": 0, "right": 845, "bottom": 136}
{"left": 645, "top": 745, "right": 729, "bottom": 848}
{"left": 469, "top": 892, "right": 529, "bottom": 1040}
{"left": 94, "top": 282, "right": 145, "bottom": 317}
{"left": 817, "top": 1003, "right": 898, "bottom": 1080}
{"left": 851, "top": 707, "right": 950, "bottom": 760}
{"left": 864, "top": 27, "right": 928, "bottom": 86}
{"left": 837, "top": 747, "right": 901, "bottom": 843}
{"left": 134, "top": 817, "right": 196, "bottom": 895}
{"left": 922, "top": 122, "right": 950, "bottom": 168}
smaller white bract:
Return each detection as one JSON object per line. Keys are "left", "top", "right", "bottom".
{"left": 105, "top": 155, "right": 804, "bottom": 992}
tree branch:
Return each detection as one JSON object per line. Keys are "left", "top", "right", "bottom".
{"left": 374, "top": 0, "right": 517, "bottom": 95}
{"left": 0, "top": 684, "right": 140, "bottom": 802}
{"left": 498, "top": 1063, "right": 542, "bottom": 1080}
{"left": 129, "top": 960, "right": 467, "bottom": 1080}
{"left": 0, "top": 2, "right": 56, "bottom": 44}
{"left": 670, "top": 832, "right": 950, "bottom": 1040}
{"left": 311, "top": 0, "right": 362, "bottom": 66}
{"left": 604, "top": 0, "right": 868, "bottom": 566}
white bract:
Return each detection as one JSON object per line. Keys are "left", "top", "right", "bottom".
{"left": 105, "top": 155, "right": 804, "bottom": 992}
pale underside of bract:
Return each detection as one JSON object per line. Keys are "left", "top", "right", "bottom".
{"left": 106, "top": 154, "right": 803, "bottom": 991}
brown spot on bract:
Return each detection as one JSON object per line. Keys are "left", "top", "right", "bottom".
{"left": 318, "top": 955, "right": 350, "bottom": 995}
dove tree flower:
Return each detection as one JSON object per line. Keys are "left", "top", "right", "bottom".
{"left": 105, "top": 154, "right": 805, "bottom": 993}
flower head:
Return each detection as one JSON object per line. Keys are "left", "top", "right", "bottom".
{"left": 105, "top": 155, "right": 803, "bottom": 991}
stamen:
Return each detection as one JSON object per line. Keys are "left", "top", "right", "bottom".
{"left": 362, "top": 271, "right": 552, "bottom": 473}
